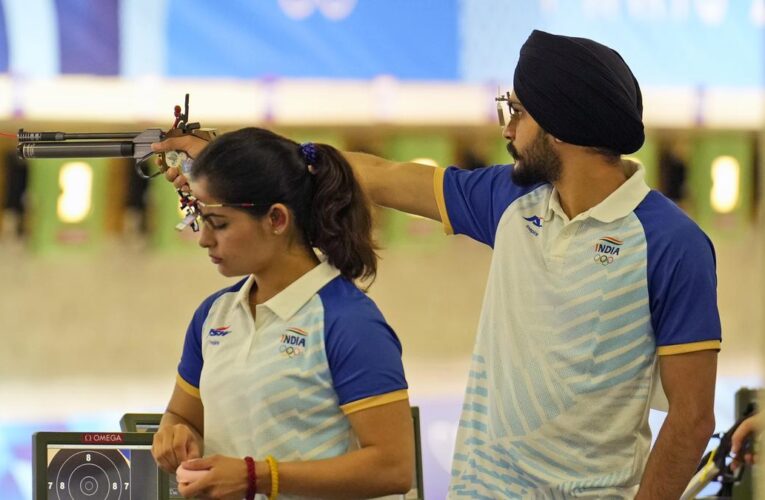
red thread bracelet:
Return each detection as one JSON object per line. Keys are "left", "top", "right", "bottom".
{"left": 244, "top": 456, "right": 256, "bottom": 500}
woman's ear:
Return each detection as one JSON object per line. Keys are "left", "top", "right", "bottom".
{"left": 268, "top": 204, "right": 290, "bottom": 235}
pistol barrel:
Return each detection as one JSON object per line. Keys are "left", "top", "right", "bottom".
{"left": 18, "top": 141, "right": 135, "bottom": 159}
{"left": 17, "top": 130, "right": 141, "bottom": 142}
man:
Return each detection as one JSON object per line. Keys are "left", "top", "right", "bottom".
{"left": 157, "top": 30, "right": 720, "bottom": 499}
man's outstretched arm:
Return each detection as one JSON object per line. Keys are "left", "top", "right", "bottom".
{"left": 342, "top": 151, "right": 440, "bottom": 220}
{"left": 152, "top": 137, "right": 441, "bottom": 221}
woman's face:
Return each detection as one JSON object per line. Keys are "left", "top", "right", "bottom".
{"left": 190, "top": 177, "right": 280, "bottom": 278}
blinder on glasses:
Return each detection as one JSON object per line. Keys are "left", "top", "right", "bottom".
{"left": 495, "top": 89, "right": 523, "bottom": 127}
{"left": 175, "top": 191, "right": 273, "bottom": 232}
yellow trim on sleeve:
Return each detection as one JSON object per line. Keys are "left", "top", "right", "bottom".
{"left": 433, "top": 167, "right": 453, "bottom": 235}
{"left": 176, "top": 374, "right": 201, "bottom": 398}
{"left": 340, "top": 389, "right": 409, "bottom": 415}
{"left": 657, "top": 340, "right": 721, "bottom": 356}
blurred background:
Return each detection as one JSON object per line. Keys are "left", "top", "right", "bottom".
{"left": 0, "top": 0, "right": 763, "bottom": 498}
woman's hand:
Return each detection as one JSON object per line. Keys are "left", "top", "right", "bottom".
{"left": 176, "top": 455, "right": 248, "bottom": 500}
{"left": 151, "top": 422, "right": 203, "bottom": 473}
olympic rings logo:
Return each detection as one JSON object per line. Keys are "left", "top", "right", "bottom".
{"left": 593, "top": 253, "right": 615, "bottom": 266}
{"left": 279, "top": 344, "right": 304, "bottom": 358}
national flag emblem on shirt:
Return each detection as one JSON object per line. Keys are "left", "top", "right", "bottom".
{"left": 280, "top": 327, "right": 308, "bottom": 358}
{"left": 593, "top": 236, "right": 623, "bottom": 266}
{"left": 209, "top": 326, "right": 231, "bottom": 337}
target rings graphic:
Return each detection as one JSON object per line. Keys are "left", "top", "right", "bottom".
{"left": 48, "top": 449, "right": 129, "bottom": 499}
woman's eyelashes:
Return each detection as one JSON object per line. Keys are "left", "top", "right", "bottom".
{"left": 202, "top": 215, "right": 227, "bottom": 230}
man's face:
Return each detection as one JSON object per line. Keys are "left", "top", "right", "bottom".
{"left": 508, "top": 128, "right": 563, "bottom": 186}
{"left": 502, "top": 92, "right": 562, "bottom": 186}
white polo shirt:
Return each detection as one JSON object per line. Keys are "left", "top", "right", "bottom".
{"left": 176, "top": 261, "right": 408, "bottom": 493}
{"left": 434, "top": 162, "right": 721, "bottom": 498}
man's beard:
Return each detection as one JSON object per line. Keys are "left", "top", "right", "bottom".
{"left": 507, "top": 130, "right": 563, "bottom": 186}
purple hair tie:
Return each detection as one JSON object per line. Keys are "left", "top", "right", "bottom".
{"left": 299, "top": 142, "right": 318, "bottom": 173}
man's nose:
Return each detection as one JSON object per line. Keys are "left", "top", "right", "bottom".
{"left": 503, "top": 121, "right": 516, "bottom": 141}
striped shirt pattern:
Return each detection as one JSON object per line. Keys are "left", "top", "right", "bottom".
{"left": 177, "top": 263, "right": 408, "bottom": 499}
{"left": 435, "top": 163, "right": 721, "bottom": 498}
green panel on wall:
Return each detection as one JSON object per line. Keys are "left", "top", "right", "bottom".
{"left": 488, "top": 136, "right": 512, "bottom": 166}
{"left": 386, "top": 134, "right": 452, "bottom": 167}
{"left": 628, "top": 135, "right": 659, "bottom": 189}
{"left": 688, "top": 134, "right": 753, "bottom": 237}
{"left": 381, "top": 134, "right": 452, "bottom": 250}
{"left": 27, "top": 158, "right": 109, "bottom": 254}
{"left": 287, "top": 130, "right": 345, "bottom": 150}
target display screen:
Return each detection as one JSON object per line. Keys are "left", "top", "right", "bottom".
{"left": 33, "top": 432, "right": 168, "bottom": 500}
{"left": 119, "top": 414, "right": 182, "bottom": 499}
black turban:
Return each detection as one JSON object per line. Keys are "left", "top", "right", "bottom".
{"left": 513, "top": 30, "right": 645, "bottom": 154}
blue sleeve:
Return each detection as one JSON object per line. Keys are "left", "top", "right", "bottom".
{"left": 636, "top": 192, "right": 722, "bottom": 349}
{"left": 177, "top": 281, "right": 246, "bottom": 388}
{"left": 177, "top": 302, "right": 207, "bottom": 389}
{"left": 320, "top": 281, "right": 407, "bottom": 405}
{"left": 439, "top": 165, "right": 541, "bottom": 247}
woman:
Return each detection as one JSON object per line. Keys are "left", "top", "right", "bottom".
{"left": 151, "top": 128, "right": 414, "bottom": 499}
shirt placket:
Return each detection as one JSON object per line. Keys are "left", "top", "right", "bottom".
{"left": 246, "top": 303, "right": 270, "bottom": 358}
{"left": 543, "top": 217, "right": 583, "bottom": 274}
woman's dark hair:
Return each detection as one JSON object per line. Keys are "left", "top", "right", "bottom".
{"left": 191, "top": 127, "right": 377, "bottom": 283}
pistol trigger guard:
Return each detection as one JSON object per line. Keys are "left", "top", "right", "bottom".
{"left": 134, "top": 153, "right": 161, "bottom": 179}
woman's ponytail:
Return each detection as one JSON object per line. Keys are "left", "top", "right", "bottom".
{"left": 303, "top": 143, "right": 378, "bottom": 283}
